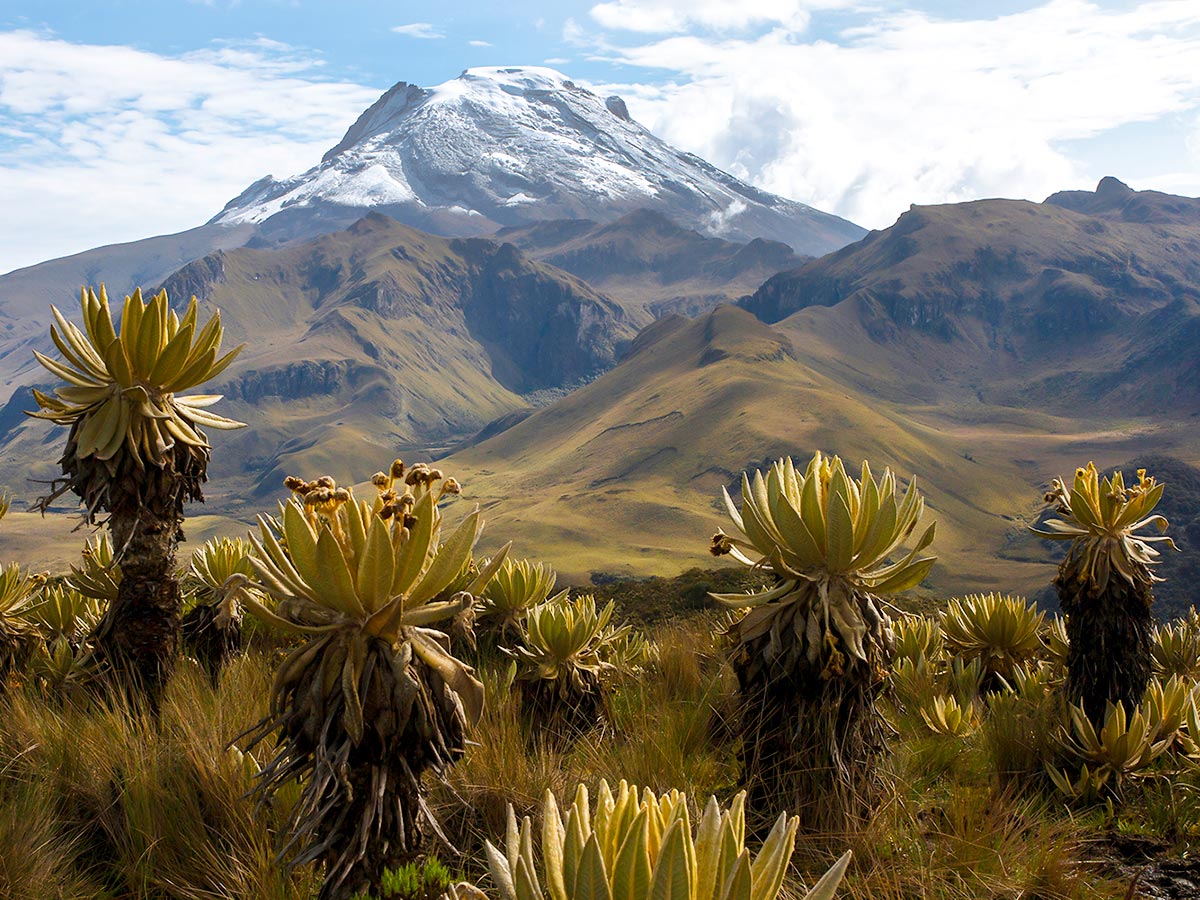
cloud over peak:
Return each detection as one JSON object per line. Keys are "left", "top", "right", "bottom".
{"left": 594, "top": 1, "right": 1200, "bottom": 228}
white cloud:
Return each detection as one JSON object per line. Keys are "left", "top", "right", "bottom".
{"left": 563, "top": 18, "right": 586, "bottom": 44}
{"left": 589, "top": 0, "right": 852, "bottom": 34}
{"left": 469, "top": 39, "right": 493, "bottom": 47}
{"left": 594, "top": 1, "right": 1200, "bottom": 229}
{"left": 391, "top": 23, "right": 444, "bottom": 39}
{"left": 544, "top": 57, "right": 572, "bottom": 65}
{"left": 0, "top": 30, "right": 380, "bottom": 274}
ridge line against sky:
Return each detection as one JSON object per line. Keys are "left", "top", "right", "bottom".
{"left": 1, "top": 0, "right": 1199, "bottom": 274}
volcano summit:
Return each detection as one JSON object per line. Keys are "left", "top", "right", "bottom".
{"left": 212, "top": 67, "right": 864, "bottom": 256}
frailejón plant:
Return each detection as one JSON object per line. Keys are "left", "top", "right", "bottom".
{"left": 506, "top": 593, "right": 645, "bottom": 735}
{"left": 1031, "top": 463, "right": 1177, "bottom": 725}
{"left": 27, "top": 286, "right": 243, "bottom": 702}
{"left": 237, "top": 461, "right": 507, "bottom": 900}
{"left": 181, "top": 536, "right": 256, "bottom": 682}
{"left": 940, "top": 593, "right": 1043, "bottom": 688}
{"left": 710, "top": 451, "right": 935, "bottom": 828}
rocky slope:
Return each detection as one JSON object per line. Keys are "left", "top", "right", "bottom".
{"left": 741, "top": 178, "right": 1200, "bottom": 416}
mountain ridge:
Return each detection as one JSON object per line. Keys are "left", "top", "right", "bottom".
{"left": 740, "top": 179, "right": 1200, "bottom": 415}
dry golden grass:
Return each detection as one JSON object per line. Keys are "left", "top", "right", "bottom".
{"left": 0, "top": 607, "right": 1176, "bottom": 900}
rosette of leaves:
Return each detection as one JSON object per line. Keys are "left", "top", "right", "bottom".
{"left": 237, "top": 463, "right": 508, "bottom": 900}
{"left": 25, "top": 582, "right": 103, "bottom": 644}
{"left": 1045, "top": 762, "right": 1110, "bottom": 805}
{"left": 506, "top": 593, "right": 635, "bottom": 736}
{"left": 1151, "top": 609, "right": 1200, "bottom": 680}
{"left": 996, "top": 660, "right": 1056, "bottom": 699}
{"left": 946, "top": 656, "right": 985, "bottom": 706}
{"left": 709, "top": 452, "right": 935, "bottom": 827}
{"left": 180, "top": 536, "right": 257, "bottom": 683}
{"left": 919, "top": 694, "right": 980, "bottom": 738}
{"left": 27, "top": 286, "right": 244, "bottom": 702}
{"left": 939, "top": 593, "right": 1044, "bottom": 690}
{"left": 1040, "top": 616, "right": 1069, "bottom": 673}
{"left": 602, "top": 625, "right": 657, "bottom": 676}
{"left": 22, "top": 582, "right": 102, "bottom": 692}
{"left": 480, "top": 557, "right": 564, "bottom": 641}
{"left": 891, "top": 654, "right": 938, "bottom": 710}
{"left": 1031, "top": 463, "right": 1178, "bottom": 726}
{"left": 483, "top": 780, "right": 850, "bottom": 900}
{"left": 890, "top": 616, "right": 943, "bottom": 708}
{"left": 1141, "top": 675, "right": 1196, "bottom": 751}
{"left": 0, "top": 563, "right": 42, "bottom": 681}
{"left": 892, "top": 615, "right": 944, "bottom": 667}
{"left": 1049, "top": 700, "right": 1168, "bottom": 800}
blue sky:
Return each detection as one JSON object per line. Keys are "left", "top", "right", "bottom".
{"left": 2, "top": 1, "right": 1199, "bottom": 274}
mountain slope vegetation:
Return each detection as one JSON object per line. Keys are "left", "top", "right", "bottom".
{"left": 0, "top": 214, "right": 636, "bottom": 506}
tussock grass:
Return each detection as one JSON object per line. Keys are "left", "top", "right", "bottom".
{"left": 0, "top": 608, "right": 1170, "bottom": 900}
{"left": 0, "top": 654, "right": 318, "bottom": 900}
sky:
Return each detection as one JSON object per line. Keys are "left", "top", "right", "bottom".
{"left": 2, "top": 0, "right": 1200, "bottom": 275}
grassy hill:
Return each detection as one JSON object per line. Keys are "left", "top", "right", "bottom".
{"left": 442, "top": 303, "right": 1187, "bottom": 598}
{"left": 744, "top": 181, "right": 1200, "bottom": 416}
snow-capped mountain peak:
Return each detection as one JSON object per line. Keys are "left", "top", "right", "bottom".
{"left": 212, "top": 66, "right": 864, "bottom": 255}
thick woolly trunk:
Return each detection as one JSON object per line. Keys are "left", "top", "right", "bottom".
{"left": 1057, "top": 574, "right": 1153, "bottom": 727}
{"left": 49, "top": 416, "right": 208, "bottom": 709}
{"left": 316, "top": 764, "right": 420, "bottom": 900}
{"left": 520, "top": 674, "right": 606, "bottom": 745}
{"left": 728, "top": 582, "right": 892, "bottom": 835}
{"left": 181, "top": 601, "right": 243, "bottom": 687}
{"left": 247, "top": 636, "right": 469, "bottom": 900}
{"left": 735, "top": 657, "right": 887, "bottom": 836}
{"left": 93, "top": 499, "right": 183, "bottom": 708}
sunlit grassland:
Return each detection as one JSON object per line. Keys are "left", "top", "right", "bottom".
{"left": 0, "top": 607, "right": 1160, "bottom": 900}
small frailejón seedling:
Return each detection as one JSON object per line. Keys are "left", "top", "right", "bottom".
{"left": 710, "top": 451, "right": 935, "bottom": 830}
{"left": 483, "top": 780, "right": 851, "bottom": 900}
{"left": 235, "top": 462, "right": 508, "bottom": 900}
{"left": 27, "top": 286, "right": 243, "bottom": 703}
{"left": 180, "top": 536, "right": 258, "bottom": 683}
{"left": 1151, "top": 609, "right": 1200, "bottom": 680}
{"left": 506, "top": 593, "right": 650, "bottom": 738}
{"left": 1031, "top": 463, "right": 1177, "bottom": 726}
{"left": 939, "top": 593, "right": 1044, "bottom": 690}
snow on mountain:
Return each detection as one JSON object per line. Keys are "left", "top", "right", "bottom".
{"left": 212, "top": 67, "right": 864, "bottom": 256}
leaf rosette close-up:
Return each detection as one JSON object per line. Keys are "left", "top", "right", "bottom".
{"left": 483, "top": 780, "right": 851, "bottom": 900}
{"left": 27, "top": 285, "right": 244, "bottom": 517}
{"left": 1031, "top": 463, "right": 1177, "bottom": 594}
